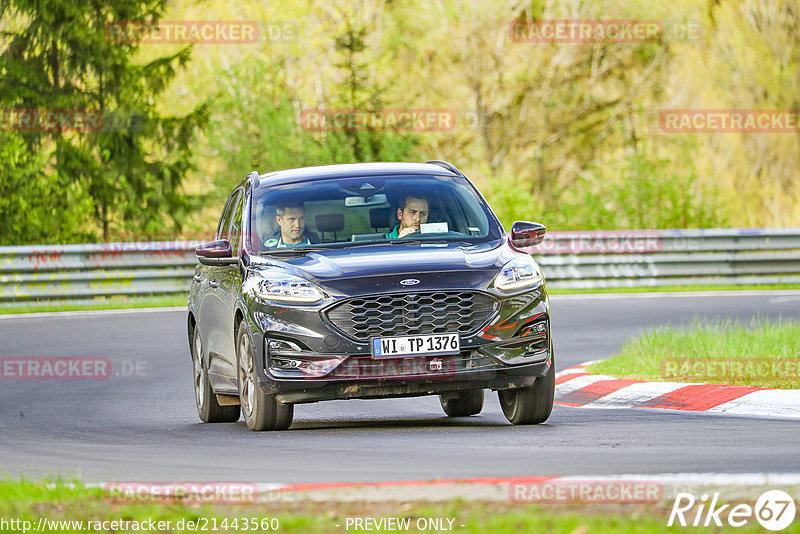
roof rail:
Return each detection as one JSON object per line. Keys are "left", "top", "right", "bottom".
{"left": 425, "top": 160, "right": 463, "bottom": 176}
{"left": 245, "top": 170, "right": 260, "bottom": 188}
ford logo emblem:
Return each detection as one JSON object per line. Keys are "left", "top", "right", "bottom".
{"left": 400, "top": 279, "right": 420, "bottom": 286}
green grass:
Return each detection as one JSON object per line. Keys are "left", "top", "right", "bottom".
{"left": 0, "top": 295, "right": 187, "bottom": 315}
{"left": 588, "top": 317, "right": 800, "bottom": 388}
{"left": 548, "top": 283, "right": 800, "bottom": 295}
{"left": 1, "top": 479, "right": 793, "bottom": 533}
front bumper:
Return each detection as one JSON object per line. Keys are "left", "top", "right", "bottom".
{"left": 245, "top": 286, "right": 551, "bottom": 404}
{"left": 269, "top": 359, "right": 549, "bottom": 404}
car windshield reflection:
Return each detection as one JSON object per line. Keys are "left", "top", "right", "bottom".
{"left": 249, "top": 174, "right": 501, "bottom": 253}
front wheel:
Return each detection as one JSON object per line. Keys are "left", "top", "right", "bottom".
{"left": 498, "top": 356, "right": 555, "bottom": 425}
{"left": 440, "top": 390, "right": 484, "bottom": 417}
{"left": 236, "top": 319, "right": 293, "bottom": 431}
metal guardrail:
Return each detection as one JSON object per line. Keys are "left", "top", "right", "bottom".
{"left": 0, "top": 229, "right": 798, "bottom": 304}
{"left": 533, "top": 229, "right": 800, "bottom": 289}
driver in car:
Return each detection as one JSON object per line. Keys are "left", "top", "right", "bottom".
{"left": 265, "top": 201, "right": 319, "bottom": 248}
{"left": 386, "top": 195, "right": 429, "bottom": 239}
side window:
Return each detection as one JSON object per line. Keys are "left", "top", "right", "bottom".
{"left": 216, "top": 190, "right": 242, "bottom": 242}
{"left": 229, "top": 191, "right": 245, "bottom": 253}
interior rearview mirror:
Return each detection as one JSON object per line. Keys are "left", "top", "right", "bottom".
{"left": 345, "top": 194, "right": 387, "bottom": 207}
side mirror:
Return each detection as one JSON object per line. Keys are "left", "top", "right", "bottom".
{"left": 510, "top": 221, "right": 547, "bottom": 249}
{"left": 195, "top": 240, "right": 238, "bottom": 266}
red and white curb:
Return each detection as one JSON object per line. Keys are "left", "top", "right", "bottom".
{"left": 555, "top": 362, "right": 800, "bottom": 420}
{"left": 89, "top": 474, "right": 800, "bottom": 502}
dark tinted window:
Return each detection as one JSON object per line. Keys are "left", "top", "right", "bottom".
{"left": 229, "top": 190, "right": 245, "bottom": 253}
{"left": 250, "top": 174, "right": 502, "bottom": 252}
{"left": 217, "top": 189, "right": 242, "bottom": 242}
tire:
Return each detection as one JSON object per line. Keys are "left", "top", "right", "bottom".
{"left": 498, "top": 353, "right": 555, "bottom": 425}
{"left": 440, "top": 390, "right": 484, "bottom": 417}
{"left": 192, "top": 326, "right": 240, "bottom": 423}
{"left": 236, "top": 319, "right": 293, "bottom": 431}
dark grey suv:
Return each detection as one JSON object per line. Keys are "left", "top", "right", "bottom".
{"left": 187, "top": 161, "right": 553, "bottom": 431}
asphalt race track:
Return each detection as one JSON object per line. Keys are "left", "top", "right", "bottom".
{"left": 1, "top": 291, "right": 799, "bottom": 483}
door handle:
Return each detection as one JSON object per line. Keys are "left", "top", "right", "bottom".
{"left": 209, "top": 280, "right": 219, "bottom": 289}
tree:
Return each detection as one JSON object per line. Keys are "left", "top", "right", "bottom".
{"left": 0, "top": 0, "right": 207, "bottom": 241}
{"left": 0, "top": 131, "right": 96, "bottom": 245}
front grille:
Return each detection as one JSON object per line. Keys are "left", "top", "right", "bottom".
{"left": 325, "top": 291, "right": 498, "bottom": 342}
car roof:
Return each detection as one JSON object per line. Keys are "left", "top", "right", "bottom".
{"left": 254, "top": 162, "right": 458, "bottom": 188}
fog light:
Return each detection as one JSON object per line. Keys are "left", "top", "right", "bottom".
{"left": 521, "top": 320, "right": 547, "bottom": 337}
{"left": 265, "top": 337, "right": 346, "bottom": 378}
{"left": 272, "top": 358, "right": 302, "bottom": 369}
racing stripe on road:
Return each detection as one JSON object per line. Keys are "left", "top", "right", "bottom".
{"left": 556, "top": 379, "right": 644, "bottom": 407}
{"left": 635, "top": 384, "right": 761, "bottom": 410}
{"left": 552, "top": 373, "right": 614, "bottom": 399}
{"left": 554, "top": 362, "right": 800, "bottom": 420}
{"left": 555, "top": 372, "right": 589, "bottom": 385}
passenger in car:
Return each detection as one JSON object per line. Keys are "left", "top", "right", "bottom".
{"left": 386, "top": 195, "right": 429, "bottom": 239}
{"left": 265, "top": 201, "right": 319, "bottom": 248}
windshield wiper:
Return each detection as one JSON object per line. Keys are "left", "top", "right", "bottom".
{"left": 389, "top": 238, "right": 476, "bottom": 246}
{"left": 259, "top": 247, "right": 329, "bottom": 255}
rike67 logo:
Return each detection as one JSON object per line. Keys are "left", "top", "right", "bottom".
{"left": 669, "top": 490, "right": 796, "bottom": 531}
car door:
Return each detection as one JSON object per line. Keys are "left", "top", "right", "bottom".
{"left": 211, "top": 188, "right": 246, "bottom": 390}
{"left": 200, "top": 188, "right": 242, "bottom": 393}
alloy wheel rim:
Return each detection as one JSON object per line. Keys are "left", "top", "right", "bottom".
{"left": 239, "top": 334, "right": 255, "bottom": 418}
{"left": 193, "top": 334, "right": 205, "bottom": 410}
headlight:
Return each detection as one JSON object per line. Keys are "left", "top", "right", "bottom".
{"left": 493, "top": 255, "right": 543, "bottom": 291}
{"left": 252, "top": 274, "right": 324, "bottom": 303}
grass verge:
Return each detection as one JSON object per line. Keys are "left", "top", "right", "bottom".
{"left": 0, "top": 479, "right": 790, "bottom": 534}
{"left": 588, "top": 317, "right": 800, "bottom": 388}
{"left": 548, "top": 283, "right": 800, "bottom": 295}
{"left": 0, "top": 295, "right": 187, "bottom": 315}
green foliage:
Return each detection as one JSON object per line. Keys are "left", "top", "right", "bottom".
{"left": 0, "top": 0, "right": 207, "bottom": 241}
{"left": 486, "top": 144, "right": 726, "bottom": 230}
{"left": 0, "top": 132, "right": 94, "bottom": 244}
{"left": 3, "top": 0, "right": 797, "bottom": 245}
{"left": 206, "top": 53, "right": 420, "bottom": 198}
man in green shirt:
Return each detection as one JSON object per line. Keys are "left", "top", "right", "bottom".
{"left": 386, "top": 195, "right": 429, "bottom": 239}
{"left": 264, "top": 201, "right": 319, "bottom": 248}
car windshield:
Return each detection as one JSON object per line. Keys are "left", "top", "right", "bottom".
{"left": 249, "top": 174, "right": 503, "bottom": 253}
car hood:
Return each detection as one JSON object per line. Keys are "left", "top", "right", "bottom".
{"left": 249, "top": 241, "right": 521, "bottom": 295}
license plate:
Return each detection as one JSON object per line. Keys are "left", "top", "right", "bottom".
{"left": 371, "top": 333, "right": 460, "bottom": 358}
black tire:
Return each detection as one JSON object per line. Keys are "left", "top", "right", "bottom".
{"left": 236, "top": 319, "right": 293, "bottom": 431}
{"left": 192, "top": 326, "right": 240, "bottom": 423}
{"left": 498, "top": 354, "right": 555, "bottom": 425}
{"left": 440, "top": 390, "right": 484, "bottom": 417}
